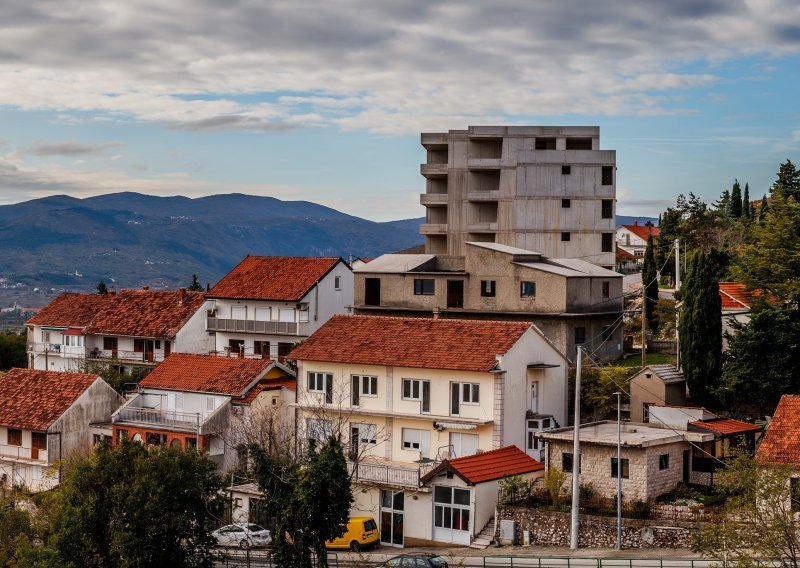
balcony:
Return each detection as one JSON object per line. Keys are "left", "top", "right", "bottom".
{"left": 0, "top": 444, "right": 48, "bottom": 463}
{"left": 27, "top": 342, "right": 85, "bottom": 358}
{"left": 466, "top": 221, "right": 498, "bottom": 233}
{"left": 420, "top": 163, "right": 447, "bottom": 178}
{"left": 419, "top": 223, "right": 447, "bottom": 235}
{"left": 348, "top": 460, "right": 428, "bottom": 489}
{"left": 467, "top": 190, "right": 500, "bottom": 202}
{"left": 420, "top": 193, "right": 448, "bottom": 206}
{"left": 206, "top": 318, "right": 309, "bottom": 337}
{"left": 421, "top": 133, "right": 448, "bottom": 149}
{"left": 468, "top": 158, "right": 501, "bottom": 170}
{"left": 87, "top": 348, "right": 164, "bottom": 365}
{"left": 112, "top": 407, "right": 202, "bottom": 433}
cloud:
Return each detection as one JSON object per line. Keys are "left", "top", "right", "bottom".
{"left": 0, "top": 1, "right": 798, "bottom": 134}
{"left": 23, "top": 140, "right": 124, "bottom": 156}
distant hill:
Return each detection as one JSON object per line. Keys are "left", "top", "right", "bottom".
{"left": 617, "top": 215, "right": 659, "bottom": 227}
{"left": 0, "top": 192, "right": 424, "bottom": 303}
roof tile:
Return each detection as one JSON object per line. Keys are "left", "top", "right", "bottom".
{"left": 757, "top": 395, "right": 800, "bottom": 465}
{"left": 422, "top": 446, "right": 544, "bottom": 485}
{"left": 289, "top": 315, "right": 533, "bottom": 372}
{"left": 621, "top": 224, "right": 660, "bottom": 241}
{"left": 209, "top": 256, "right": 342, "bottom": 301}
{"left": 26, "top": 293, "right": 114, "bottom": 327}
{"left": 690, "top": 418, "right": 762, "bottom": 436}
{"left": 0, "top": 368, "right": 100, "bottom": 430}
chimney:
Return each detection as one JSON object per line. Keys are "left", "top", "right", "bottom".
{"left": 109, "top": 287, "right": 116, "bottom": 297}
{"left": 633, "top": 220, "right": 638, "bottom": 226}
{"left": 433, "top": 307, "right": 440, "bottom": 320}
{"left": 178, "top": 288, "right": 187, "bottom": 304}
{"left": 142, "top": 285, "right": 149, "bottom": 291}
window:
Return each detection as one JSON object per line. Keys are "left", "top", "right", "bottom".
{"left": 792, "top": 478, "right": 800, "bottom": 513}
{"left": 351, "top": 375, "right": 378, "bottom": 406}
{"left": 602, "top": 199, "right": 613, "bottom": 219}
{"left": 103, "top": 337, "right": 117, "bottom": 351}
{"left": 562, "top": 452, "right": 581, "bottom": 473}
{"left": 450, "top": 432, "right": 479, "bottom": 457}
{"left": 611, "top": 457, "right": 630, "bottom": 478}
{"left": 458, "top": 383, "right": 480, "bottom": 404}
{"left": 253, "top": 340, "right": 270, "bottom": 357}
{"left": 41, "top": 330, "right": 50, "bottom": 343}
{"left": 520, "top": 281, "right": 536, "bottom": 298}
{"left": 308, "top": 372, "right": 333, "bottom": 404}
{"left": 602, "top": 281, "right": 610, "bottom": 298}
{"left": 402, "top": 428, "right": 430, "bottom": 456}
{"left": 535, "top": 137, "right": 556, "bottom": 150}
{"left": 352, "top": 423, "right": 377, "bottom": 445}
{"left": 228, "top": 339, "right": 244, "bottom": 355}
{"left": 277, "top": 342, "right": 293, "bottom": 359}
{"left": 307, "top": 418, "right": 333, "bottom": 446}
{"left": 206, "top": 397, "right": 216, "bottom": 412}
{"left": 433, "top": 486, "right": 471, "bottom": 532}
{"left": 7, "top": 428, "right": 22, "bottom": 446}
{"left": 562, "top": 165, "right": 571, "bottom": 175}
{"left": 480, "top": 280, "right": 496, "bottom": 297}
{"left": 566, "top": 137, "right": 592, "bottom": 150}
{"left": 334, "top": 276, "right": 341, "bottom": 290}
{"left": 659, "top": 454, "right": 670, "bottom": 470}
{"left": 574, "top": 326, "right": 586, "bottom": 344}
{"left": 601, "top": 232, "right": 613, "bottom": 252}
{"left": 254, "top": 307, "right": 270, "bottom": 321}
{"left": 134, "top": 338, "right": 145, "bottom": 353}
{"left": 231, "top": 305, "right": 246, "bottom": 320}
{"left": 601, "top": 326, "right": 613, "bottom": 341}
{"left": 402, "top": 378, "right": 430, "bottom": 412}
{"left": 413, "top": 279, "right": 435, "bottom": 295}
{"left": 602, "top": 166, "right": 614, "bottom": 185}
{"left": 562, "top": 198, "right": 571, "bottom": 208}
{"left": 561, "top": 232, "right": 571, "bottom": 242}
{"left": 278, "top": 308, "right": 295, "bottom": 323}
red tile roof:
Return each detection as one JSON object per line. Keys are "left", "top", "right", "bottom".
{"left": 758, "top": 395, "right": 800, "bottom": 465}
{"left": 719, "top": 282, "right": 755, "bottom": 310}
{"left": 289, "top": 315, "right": 533, "bottom": 372}
{"left": 421, "top": 446, "right": 544, "bottom": 485}
{"left": 26, "top": 293, "right": 114, "bottom": 327}
{"left": 83, "top": 289, "right": 206, "bottom": 338}
{"left": 209, "top": 256, "right": 343, "bottom": 301}
{"left": 621, "top": 223, "right": 660, "bottom": 241}
{"left": 616, "top": 246, "right": 636, "bottom": 260}
{"left": 0, "top": 368, "right": 101, "bottom": 430}
{"left": 139, "top": 353, "right": 276, "bottom": 396}
{"left": 690, "top": 418, "right": 762, "bottom": 436}
{"left": 237, "top": 378, "right": 297, "bottom": 404}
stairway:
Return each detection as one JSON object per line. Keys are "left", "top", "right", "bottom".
{"left": 469, "top": 517, "right": 495, "bottom": 549}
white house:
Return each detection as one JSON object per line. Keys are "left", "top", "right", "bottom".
{"left": 0, "top": 368, "right": 124, "bottom": 492}
{"left": 289, "top": 314, "right": 568, "bottom": 547}
{"left": 206, "top": 256, "right": 353, "bottom": 361}
{"left": 615, "top": 222, "right": 660, "bottom": 258}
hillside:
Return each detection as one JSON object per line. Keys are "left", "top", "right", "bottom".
{"left": 0, "top": 192, "right": 424, "bottom": 306}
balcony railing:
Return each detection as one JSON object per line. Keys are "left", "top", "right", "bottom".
{"left": 206, "top": 318, "right": 308, "bottom": 336}
{"left": 348, "top": 460, "right": 422, "bottom": 488}
{"left": 112, "top": 407, "right": 201, "bottom": 431}
{"left": 87, "top": 348, "right": 164, "bottom": 364}
{"left": 0, "top": 443, "right": 48, "bottom": 463}
{"left": 26, "top": 342, "right": 85, "bottom": 358}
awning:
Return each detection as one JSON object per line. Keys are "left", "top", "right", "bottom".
{"left": 527, "top": 362, "right": 560, "bottom": 369}
{"left": 435, "top": 421, "right": 477, "bottom": 431}
{"left": 62, "top": 328, "right": 84, "bottom": 336}
{"left": 41, "top": 326, "right": 67, "bottom": 331}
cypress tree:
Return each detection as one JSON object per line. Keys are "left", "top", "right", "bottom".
{"left": 759, "top": 194, "right": 769, "bottom": 224}
{"left": 642, "top": 234, "right": 659, "bottom": 333}
{"left": 678, "top": 251, "right": 722, "bottom": 406}
{"left": 742, "top": 183, "right": 751, "bottom": 219}
{"left": 730, "top": 179, "right": 743, "bottom": 218}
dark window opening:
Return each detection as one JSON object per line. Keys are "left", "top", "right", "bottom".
{"left": 601, "top": 326, "right": 613, "bottom": 341}
{"left": 659, "top": 454, "right": 670, "bottom": 470}
{"left": 602, "top": 166, "right": 614, "bottom": 185}
{"left": 562, "top": 165, "right": 571, "bottom": 175}
{"left": 562, "top": 452, "right": 581, "bottom": 473}
{"left": 561, "top": 232, "right": 571, "bottom": 242}
{"left": 447, "top": 280, "right": 464, "bottom": 308}
{"left": 566, "top": 138, "right": 592, "bottom": 150}
{"left": 602, "top": 281, "right": 610, "bottom": 298}
{"left": 602, "top": 199, "right": 613, "bottom": 219}
{"left": 535, "top": 137, "right": 556, "bottom": 150}
{"left": 562, "top": 198, "right": 571, "bottom": 208}
{"left": 414, "top": 279, "right": 435, "bottom": 295}
{"left": 32, "top": 432, "right": 47, "bottom": 450}
{"left": 364, "top": 278, "right": 381, "bottom": 306}
{"left": 520, "top": 281, "right": 536, "bottom": 297}
{"left": 480, "top": 280, "right": 496, "bottom": 297}
{"left": 228, "top": 339, "right": 244, "bottom": 356}
{"left": 574, "top": 326, "right": 586, "bottom": 344}
{"left": 602, "top": 233, "right": 613, "bottom": 252}
{"left": 611, "top": 457, "right": 630, "bottom": 478}
{"left": 7, "top": 428, "right": 22, "bottom": 446}
{"left": 254, "top": 341, "right": 270, "bottom": 358}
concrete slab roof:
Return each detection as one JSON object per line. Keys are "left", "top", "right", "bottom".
{"left": 547, "top": 258, "right": 621, "bottom": 277}
{"left": 538, "top": 421, "right": 711, "bottom": 448}
{"left": 466, "top": 241, "right": 543, "bottom": 256}
{"left": 514, "top": 262, "right": 586, "bottom": 278}
{"left": 353, "top": 254, "right": 435, "bottom": 273}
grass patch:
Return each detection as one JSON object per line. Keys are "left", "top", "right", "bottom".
{"left": 618, "top": 352, "right": 677, "bottom": 369}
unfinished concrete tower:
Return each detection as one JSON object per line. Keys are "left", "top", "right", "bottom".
{"left": 419, "top": 126, "right": 616, "bottom": 268}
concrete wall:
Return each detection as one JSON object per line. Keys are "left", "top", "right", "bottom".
{"left": 175, "top": 299, "right": 214, "bottom": 354}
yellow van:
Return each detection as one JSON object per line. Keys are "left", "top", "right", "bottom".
{"left": 325, "top": 516, "right": 379, "bottom": 551}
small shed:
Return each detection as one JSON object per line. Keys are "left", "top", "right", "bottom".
{"left": 630, "top": 365, "right": 686, "bottom": 423}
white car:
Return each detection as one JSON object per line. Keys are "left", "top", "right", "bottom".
{"left": 212, "top": 523, "right": 272, "bottom": 548}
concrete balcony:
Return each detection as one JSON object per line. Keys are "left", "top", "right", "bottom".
{"left": 87, "top": 348, "right": 164, "bottom": 365}
{"left": 112, "top": 407, "right": 202, "bottom": 434}
{"left": 0, "top": 444, "right": 48, "bottom": 463}
{"left": 420, "top": 193, "right": 448, "bottom": 206}
{"left": 421, "top": 133, "right": 448, "bottom": 149}
{"left": 420, "top": 163, "right": 448, "bottom": 178}
{"left": 419, "top": 223, "right": 448, "bottom": 235}
{"left": 467, "top": 190, "right": 500, "bottom": 202}
{"left": 27, "top": 342, "right": 84, "bottom": 358}
{"left": 467, "top": 158, "right": 501, "bottom": 170}
{"left": 207, "top": 317, "right": 309, "bottom": 337}
{"left": 348, "top": 459, "right": 428, "bottom": 489}
{"left": 466, "top": 221, "right": 498, "bottom": 233}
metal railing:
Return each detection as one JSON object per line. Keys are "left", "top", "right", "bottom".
{"left": 87, "top": 348, "right": 165, "bottom": 364}
{"left": 217, "top": 549, "right": 340, "bottom": 567}
{"left": 207, "top": 318, "right": 307, "bottom": 336}
{"left": 348, "top": 460, "right": 421, "bottom": 488}
{"left": 112, "top": 407, "right": 201, "bottom": 430}
{"left": 26, "top": 342, "right": 85, "bottom": 357}
{"left": 0, "top": 443, "right": 48, "bottom": 463}
{"left": 481, "top": 558, "right": 745, "bottom": 568}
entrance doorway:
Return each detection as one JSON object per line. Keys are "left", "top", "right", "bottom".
{"left": 380, "top": 490, "right": 404, "bottom": 546}
{"left": 365, "top": 278, "right": 381, "bottom": 306}
{"left": 446, "top": 280, "right": 464, "bottom": 308}
{"left": 432, "top": 485, "right": 471, "bottom": 545}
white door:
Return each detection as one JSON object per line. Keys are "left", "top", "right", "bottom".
{"left": 432, "top": 486, "right": 471, "bottom": 545}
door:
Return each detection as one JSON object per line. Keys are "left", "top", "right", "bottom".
{"left": 380, "top": 490, "right": 404, "bottom": 547}
{"left": 164, "top": 340, "right": 171, "bottom": 357}
{"left": 450, "top": 383, "right": 460, "bottom": 416}
{"left": 447, "top": 280, "right": 464, "bottom": 308}
{"left": 432, "top": 486, "right": 471, "bottom": 545}
{"left": 365, "top": 278, "right": 381, "bottom": 306}
{"left": 143, "top": 340, "right": 155, "bottom": 362}
{"left": 530, "top": 382, "right": 539, "bottom": 414}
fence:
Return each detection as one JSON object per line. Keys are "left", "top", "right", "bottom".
{"left": 481, "top": 558, "right": 777, "bottom": 568}
{"left": 217, "top": 550, "right": 342, "bottom": 567}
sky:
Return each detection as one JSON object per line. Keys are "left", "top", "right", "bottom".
{"left": 1, "top": 0, "right": 799, "bottom": 221}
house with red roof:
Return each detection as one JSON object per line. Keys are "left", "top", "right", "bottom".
{"left": 719, "top": 282, "right": 756, "bottom": 349}
{"left": 206, "top": 256, "right": 353, "bottom": 361}
{"left": 289, "top": 314, "right": 568, "bottom": 547}
{"left": 756, "top": 394, "right": 800, "bottom": 467}
{"left": 111, "top": 353, "right": 295, "bottom": 470}
{"left": 0, "top": 368, "right": 123, "bottom": 492}
{"left": 26, "top": 288, "right": 209, "bottom": 373}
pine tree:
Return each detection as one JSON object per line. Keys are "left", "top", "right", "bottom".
{"left": 730, "top": 179, "right": 742, "bottom": 218}
{"left": 96, "top": 281, "right": 108, "bottom": 295}
{"left": 742, "top": 183, "right": 751, "bottom": 219}
{"left": 679, "top": 251, "right": 722, "bottom": 406}
{"left": 772, "top": 159, "right": 800, "bottom": 200}
{"left": 642, "top": 234, "right": 659, "bottom": 333}
{"left": 187, "top": 274, "right": 203, "bottom": 292}
{"left": 759, "top": 194, "right": 769, "bottom": 224}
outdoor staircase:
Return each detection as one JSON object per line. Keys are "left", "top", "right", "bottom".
{"left": 469, "top": 517, "right": 495, "bottom": 549}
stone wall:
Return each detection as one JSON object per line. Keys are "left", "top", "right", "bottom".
{"left": 497, "top": 506, "right": 700, "bottom": 548}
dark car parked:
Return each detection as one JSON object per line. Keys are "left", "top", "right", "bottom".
{"left": 376, "top": 553, "right": 449, "bottom": 567}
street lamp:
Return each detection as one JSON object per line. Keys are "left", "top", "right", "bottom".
{"left": 614, "top": 390, "right": 623, "bottom": 550}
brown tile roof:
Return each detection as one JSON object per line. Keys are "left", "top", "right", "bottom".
{"left": 139, "top": 353, "right": 276, "bottom": 396}
{"left": 237, "top": 378, "right": 297, "bottom": 404}
{"left": 758, "top": 395, "right": 800, "bottom": 465}
{"left": 690, "top": 418, "right": 762, "bottom": 436}
{"left": 621, "top": 223, "right": 660, "bottom": 241}
{"left": 421, "top": 445, "right": 544, "bottom": 485}
{"left": 209, "top": 256, "right": 343, "bottom": 301}
{"left": 719, "top": 282, "right": 755, "bottom": 310}
{"left": 83, "top": 289, "right": 206, "bottom": 338}
{"left": 0, "top": 368, "right": 100, "bottom": 431}
{"left": 289, "top": 315, "right": 533, "bottom": 372}
{"left": 26, "top": 293, "right": 114, "bottom": 327}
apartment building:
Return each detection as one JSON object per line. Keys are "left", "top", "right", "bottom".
{"left": 206, "top": 256, "right": 353, "bottom": 361}
{"left": 26, "top": 288, "right": 209, "bottom": 373}
{"left": 289, "top": 314, "right": 568, "bottom": 546}
{"left": 353, "top": 241, "right": 623, "bottom": 360}
{"left": 0, "top": 368, "right": 123, "bottom": 492}
{"left": 420, "top": 126, "right": 616, "bottom": 268}
{"left": 111, "top": 353, "right": 295, "bottom": 470}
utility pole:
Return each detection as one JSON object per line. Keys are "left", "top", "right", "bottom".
{"left": 570, "top": 346, "right": 583, "bottom": 550}
{"left": 675, "top": 238, "right": 681, "bottom": 370}
{"left": 641, "top": 295, "right": 646, "bottom": 368}
{"left": 674, "top": 239, "right": 681, "bottom": 291}
{"left": 615, "top": 391, "right": 623, "bottom": 550}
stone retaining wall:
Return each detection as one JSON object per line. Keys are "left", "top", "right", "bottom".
{"left": 497, "top": 506, "right": 702, "bottom": 548}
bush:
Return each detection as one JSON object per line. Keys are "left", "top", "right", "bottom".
{"left": 543, "top": 467, "right": 567, "bottom": 507}
{"left": 627, "top": 500, "right": 651, "bottom": 519}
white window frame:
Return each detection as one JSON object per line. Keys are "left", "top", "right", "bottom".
{"left": 402, "top": 378, "right": 423, "bottom": 401}
{"left": 254, "top": 307, "right": 271, "bottom": 321}
{"left": 41, "top": 330, "right": 50, "bottom": 343}
{"left": 206, "top": 396, "right": 216, "bottom": 412}
{"left": 334, "top": 276, "right": 341, "bottom": 290}
{"left": 458, "top": 383, "right": 480, "bottom": 405}
{"left": 307, "top": 418, "right": 333, "bottom": 445}
{"left": 401, "top": 428, "right": 430, "bottom": 457}
{"left": 353, "top": 423, "right": 377, "bottom": 445}
{"left": 298, "top": 304, "right": 310, "bottom": 323}
{"left": 450, "top": 432, "right": 479, "bottom": 458}
{"left": 308, "top": 372, "right": 331, "bottom": 393}
{"left": 230, "top": 305, "right": 247, "bottom": 320}
{"left": 278, "top": 308, "right": 295, "bottom": 323}
{"left": 355, "top": 375, "right": 378, "bottom": 397}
